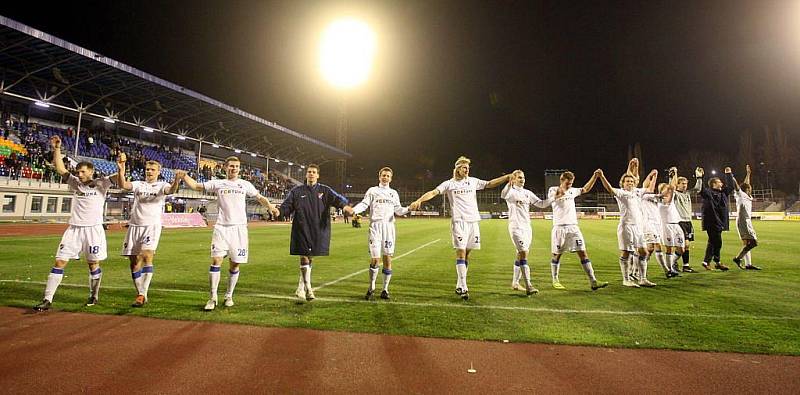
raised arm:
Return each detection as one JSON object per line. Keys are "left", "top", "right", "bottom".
{"left": 581, "top": 171, "right": 599, "bottom": 194}
{"left": 168, "top": 170, "right": 184, "bottom": 195}
{"left": 723, "top": 167, "right": 736, "bottom": 194}
{"left": 409, "top": 189, "right": 440, "bottom": 211}
{"left": 49, "top": 136, "right": 69, "bottom": 176}
{"left": 116, "top": 152, "right": 133, "bottom": 190}
{"left": 595, "top": 169, "right": 614, "bottom": 194}
{"left": 643, "top": 169, "right": 658, "bottom": 192}
{"left": 692, "top": 167, "right": 704, "bottom": 193}
{"left": 626, "top": 158, "right": 640, "bottom": 185}
{"left": 182, "top": 173, "right": 204, "bottom": 192}
{"left": 485, "top": 173, "right": 512, "bottom": 189}
{"left": 743, "top": 164, "right": 752, "bottom": 186}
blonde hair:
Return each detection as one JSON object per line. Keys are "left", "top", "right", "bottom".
{"left": 224, "top": 156, "right": 240, "bottom": 165}
{"left": 378, "top": 167, "right": 393, "bottom": 176}
{"left": 145, "top": 160, "right": 161, "bottom": 169}
{"left": 677, "top": 176, "right": 688, "bottom": 183}
{"left": 658, "top": 182, "right": 670, "bottom": 194}
{"left": 560, "top": 171, "right": 575, "bottom": 181}
{"left": 619, "top": 174, "right": 635, "bottom": 188}
{"left": 453, "top": 156, "right": 471, "bottom": 178}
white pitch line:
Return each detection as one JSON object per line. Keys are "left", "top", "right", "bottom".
{"left": 2, "top": 279, "right": 799, "bottom": 321}
{"left": 313, "top": 238, "right": 441, "bottom": 290}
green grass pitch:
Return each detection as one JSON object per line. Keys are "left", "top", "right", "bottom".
{"left": 1, "top": 219, "right": 798, "bottom": 355}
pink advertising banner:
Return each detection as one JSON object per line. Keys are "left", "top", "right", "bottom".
{"left": 161, "top": 213, "right": 207, "bottom": 228}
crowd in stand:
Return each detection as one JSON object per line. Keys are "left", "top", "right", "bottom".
{"left": 0, "top": 119, "right": 297, "bottom": 197}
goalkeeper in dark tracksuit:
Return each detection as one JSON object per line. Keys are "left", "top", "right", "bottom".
{"left": 278, "top": 164, "right": 352, "bottom": 302}
{"left": 693, "top": 167, "right": 734, "bottom": 271}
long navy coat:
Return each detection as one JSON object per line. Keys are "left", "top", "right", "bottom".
{"left": 698, "top": 173, "right": 734, "bottom": 232}
{"left": 279, "top": 183, "right": 349, "bottom": 256}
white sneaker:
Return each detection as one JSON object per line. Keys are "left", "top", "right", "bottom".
{"left": 204, "top": 299, "right": 217, "bottom": 311}
{"left": 295, "top": 286, "right": 306, "bottom": 302}
{"left": 638, "top": 279, "right": 657, "bottom": 287}
{"left": 223, "top": 296, "right": 234, "bottom": 307}
{"left": 622, "top": 280, "right": 640, "bottom": 288}
{"left": 305, "top": 287, "right": 316, "bottom": 301}
{"left": 511, "top": 282, "right": 520, "bottom": 290}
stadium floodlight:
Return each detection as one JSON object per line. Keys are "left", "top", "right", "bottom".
{"left": 288, "top": 162, "right": 294, "bottom": 166}
{"left": 274, "top": 158, "right": 281, "bottom": 163}
{"left": 711, "top": 170, "right": 717, "bottom": 175}
{"left": 34, "top": 101, "right": 50, "bottom": 108}
{"left": 320, "top": 18, "right": 376, "bottom": 88}
{"left": 103, "top": 118, "right": 116, "bottom": 124}
{"left": 177, "top": 135, "right": 186, "bottom": 140}
{"left": 300, "top": 165, "right": 305, "bottom": 169}
{"left": 250, "top": 153, "right": 257, "bottom": 157}
{"left": 143, "top": 127, "right": 154, "bottom": 133}
{"left": 234, "top": 149, "right": 242, "bottom": 153}
{"left": 212, "top": 143, "right": 220, "bottom": 148}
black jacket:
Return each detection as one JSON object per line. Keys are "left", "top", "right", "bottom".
{"left": 697, "top": 173, "right": 734, "bottom": 232}
{"left": 279, "top": 183, "right": 348, "bottom": 256}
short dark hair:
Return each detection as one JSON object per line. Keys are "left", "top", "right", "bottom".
{"left": 76, "top": 161, "right": 94, "bottom": 171}
{"left": 307, "top": 163, "right": 320, "bottom": 172}
{"left": 378, "top": 166, "right": 393, "bottom": 175}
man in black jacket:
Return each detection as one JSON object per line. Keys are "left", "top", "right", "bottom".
{"left": 278, "top": 164, "right": 353, "bottom": 302}
{"left": 694, "top": 167, "right": 735, "bottom": 271}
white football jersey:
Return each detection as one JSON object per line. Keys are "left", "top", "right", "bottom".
{"left": 547, "top": 187, "right": 583, "bottom": 226}
{"left": 641, "top": 195, "right": 662, "bottom": 226}
{"left": 352, "top": 184, "right": 408, "bottom": 223}
{"left": 612, "top": 187, "right": 645, "bottom": 225}
{"left": 658, "top": 198, "right": 682, "bottom": 224}
{"left": 436, "top": 176, "right": 488, "bottom": 222}
{"left": 501, "top": 184, "right": 550, "bottom": 229}
{"left": 734, "top": 190, "right": 753, "bottom": 220}
{"left": 204, "top": 178, "right": 260, "bottom": 225}
{"left": 129, "top": 181, "right": 171, "bottom": 226}
{"left": 67, "top": 174, "right": 113, "bottom": 226}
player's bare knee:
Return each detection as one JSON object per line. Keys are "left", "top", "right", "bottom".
{"left": 54, "top": 259, "right": 68, "bottom": 269}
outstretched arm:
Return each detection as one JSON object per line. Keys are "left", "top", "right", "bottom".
{"left": 581, "top": 171, "right": 599, "bottom": 194}
{"left": 182, "top": 174, "right": 204, "bottom": 192}
{"left": 409, "top": 189, "right": 440, "bottom": 211}
{"left": 50, "top": 136, "right": 69, "bottom": 177}
{"left": 255, "top": 194, "right": 280, "bottom": 218}
{"left": 692, "top": 167, "right": 704, "bottom": 193}
{"left": 485, "top": 173, "right": 512, "bottom": 189}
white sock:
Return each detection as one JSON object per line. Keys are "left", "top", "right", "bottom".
{"left": 141, "top": 265, "right": 154, "bottom": 298}
{"left": 581, "top": 259, "right": 597, "bottom": 282}
{"left": 666, "top": 253, "right": 676, "bottom": 273}
{"left": 225, "top": 269, "right": 239, "bottom": 298}
{"left": 513, "top": 261, "right": 521, "bottom": 285}
{"left": 619, "top": 256, "right": 629, "bottom": 281}
{"left": 638, "top": 256, "right": 648, "bottom": 280}
{"left": 744, "top": 252, "right": 752, "bottom": 266}
{"left": 628, "top": 255, "right": 637, "bottom": 277}
{"left": 131, "top": 269, "right": 144, "bottom": 295}
{"left": 550, "top": 259, "right": 560, "bottom": 282}
{"left": 89, "top": 268, "right": 102, "bottom": 299}
{"left": 43, "top": 267, "right": 64, "bottom": 302}
{"left": 521, "top": 263, "right": 532, "bottom": 287}
{"left": 655, "top": 251, "right": 669, "bottom": 273}
{"left": 455, "top": 259, "right": 467, "bottom": 290}
{"left": 382, "top": 268, "right": 393, "bottom": 291}
{"left": 301, "top": 265, "right": 312, "bottom": 289}
{"left": 297, "top": 275, "right": 305, "bottom": 292}
{"left": 209, "top": 266, "right": 221, "bottom": 300}
{"left": 368, "top": 266, "right": 379, "bottom": 291}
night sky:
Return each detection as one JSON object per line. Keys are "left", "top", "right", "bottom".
{"left": 3, "top": 0, "right": 800, "bottom": 189}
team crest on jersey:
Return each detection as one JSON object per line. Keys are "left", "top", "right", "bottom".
{"left": 318, "top": 193, "right": 324, "bottom": 199}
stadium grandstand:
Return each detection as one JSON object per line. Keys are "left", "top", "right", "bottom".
{"left": 0, "top": 16, "right": 349, "bottom": 221}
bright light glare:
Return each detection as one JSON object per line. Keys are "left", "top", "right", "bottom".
{"left": 34, "top": 101, "right": 50, "bottom": 108}
{"left": 320, "top": 19, "right": 376, "bottom": 88}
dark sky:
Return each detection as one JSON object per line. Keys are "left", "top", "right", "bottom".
{"left": 3, "top": 0, "right": 800, "bottom": 187}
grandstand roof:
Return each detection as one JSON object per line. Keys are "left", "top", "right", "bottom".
{"left": 0, "top": 15, "right": 350, "bottom": 164}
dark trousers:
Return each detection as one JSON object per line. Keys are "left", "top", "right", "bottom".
{"left": 704, "top": 230, "right": 723, "bottom": 263}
